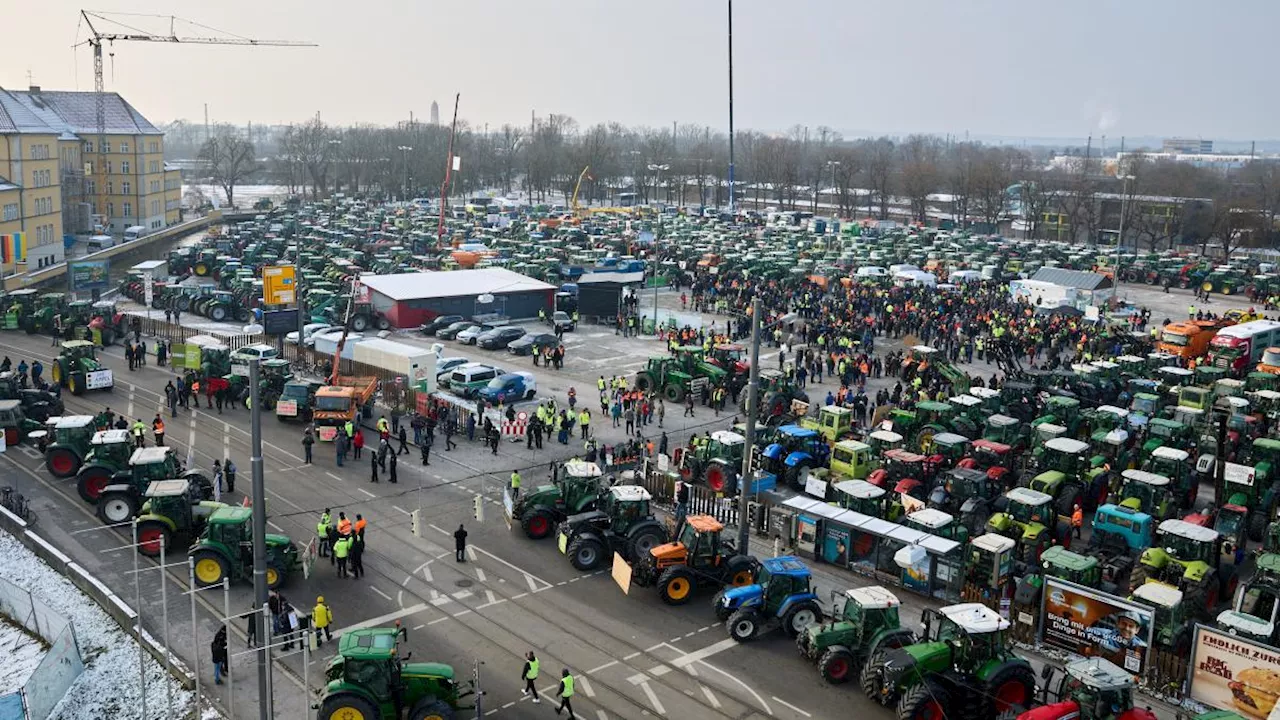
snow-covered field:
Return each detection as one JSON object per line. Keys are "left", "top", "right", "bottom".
{"left": 0, "top": 617, "right": 45, "bottom": 695}
{"left": 0, "top": 530, "right": 211, "bottom": 720}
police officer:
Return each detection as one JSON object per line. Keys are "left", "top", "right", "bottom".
{"left": 555, "top": 668, "right": 576, "bottom": 718}
{"left": 521, "top": 651, "right": 540, "bottom": 702}
{"left": 317, "top": 508, "right": 332, "bottom": 557}
{"left": 333, "top": 534, "right": 352, "bottom": 578}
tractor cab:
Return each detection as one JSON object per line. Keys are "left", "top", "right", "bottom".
{"left": 1040, "top": 545, "right": 1101, "bottom": 587}
{"left": 905, "top": 508, "right": 968, "bottom": 543}
{"left": 130, "top": 446, "right": 185, "bottom": 484}
{"left": 44, "top": 415, "right": 97, "bottom": 477}
{"left": 964, "top": 533, "right": 1017, "bottom": 593}
{"left": 0, "top": 398, "right": 40, "bottom": 447}
{"left": 1128, "top": 391, "right": 1163, "bottom": 423}
{"left": 867, "top": 429, "right": 904, "bottom": 455}
{"left": 986, "top": 487, "right": 1064, "bottom": 562}
{"left": 800, "top": 405, "right": 854, "bottom": 444}
{"left": 1043, "top": 436, "right": 1091, "bottom": 476}
{"left": 931, "top": 467, "right": 999, "bottom": 533}
{"left": 1142, "top": 418, "right": 1191, "bottom": 457}
{"left": 982, "top": 414, "right": 1023, "bottom": 447}
{"left": 1217, "top": 553, "right": 1280, "bottom": 645}
{"left": 829, "top": 439, "right": 873, "bottom": 480}
{"left": 1030, "top": 423, "right": 1067, "bottom": 466}
{"left": 1088, "top": 405, "right": 1130, "bottom": 434}
{"left": 1138, "top": 519, "right": 1224, "bottom": 600}
{"left": 959, "top": 439, "right": 1017, "bottom": 487}
{"left": 947, "top": 394, "right": 984, "bottom": 423}
{"left": 761, "top": 425, "right": 830, "bottom": 488}
{"left": 1038, "top": 396, "right": 1084, "bottom": 435}
{"left": 1025, "top": 657, "right": 1154, "bottom": 720}
{"left": 318, "top": 626, "right": 471, "bottom": 720}
{"left": 929, "top": 433, "right": 971, "bottom": 468}
{"left": 868, "top": 449, "right": 936, "bottom": 501}
{"left": 1091, "top": 503, "right": 1155, "bottom": 558}
{"left": 1130, "top": 582, "right": 1191, "bottom": 652}
{"left": 968, "top": 386, "right": 1003, "bottom": 414}
{"left": 192, "top": 506, "right": 300, "bottom": 588}
{"left": 833, "top": 479, "right": 891, "bottom": 517}
{"left": 1114, "top": 470, "right": 1175, "bottom": 520}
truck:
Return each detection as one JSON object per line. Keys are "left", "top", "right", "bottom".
{"left": 312, "top": 376, "right": 378, "bottom": 441}
{"left": 1208, "top": 320, "right": 1280, "bottom": 376}
{"left": 1157, "top": 318, "right": 1234, "bottom": 360}
{"left": 352, "top": 338, "right": 437, "bottom": 393}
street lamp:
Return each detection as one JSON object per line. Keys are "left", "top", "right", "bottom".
{"left": 1116, "top": 174, "right": 1135, "bottom": 284}
{"left": 398, "top": 146, "right": 413, "bottom": 201}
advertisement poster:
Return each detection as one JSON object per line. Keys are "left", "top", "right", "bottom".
{"left": 821, "top": 524, "right": 852, "bottom": 567}
{"left": 1190, "top": 625, "right": 1280, "bottom": 719}
{"left": 848, "top": 529, "right": 879, "bottom": 569}
{"left": 1041, "top": 577, "right": 1153, "bottom": 674}
{"left": 69, "top": 261, "right": 110, "bottom": 292}
{"left": 795, "top": 515, "right": 818, "bottom": 556}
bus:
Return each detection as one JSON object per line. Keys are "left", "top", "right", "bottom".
{"left": 1156, "top": 318, "right": 1234, "bottom": 360}
{"left": 617, "top": 192, "right": 637, "bottom": 207}
{"left": 1207, "top": 319, "right": 1280, "bottom": 375}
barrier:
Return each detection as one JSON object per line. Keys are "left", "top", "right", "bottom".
{"left": 0, "top": 575, "right": 84, "bottom": 720}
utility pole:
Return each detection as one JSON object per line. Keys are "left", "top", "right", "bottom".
{"left": 249, "top": 359, "right": 271, "bottom": 719}
{"left": 726, "top": 0, "right": 736, "bottom": 214}
{"left": 438, "top": 93, "right": 461, "bottom": 245}
{"left": 737, "top": 297, "right": 762, "bottom": 553}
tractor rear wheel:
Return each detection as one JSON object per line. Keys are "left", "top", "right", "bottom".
{"left": 522, "top": 509, "right": 555, "bottom": 539}
{"left": 818, "top": 648, "right": 857, "bottom": 684}
{"left": 408, "top": 698, "right": 455, "bottom": 720}
{"left": 46, "top": 447, "right": 81, "bottom": 478}
{"left": 657, "top": 566, "right": 696, "bottom": 605}
{"left": 567, "top": 536, "right": 606, "bottom": 571}
{"left": 1249, "top": 510, "right": 1269, "bottom": 542}
{"left": 897, "top": 683, "right": 950, "bottom": 720}
{"left": 784, "top": 601, "right": 821, "bottom": 636}
{"left": 984, "top": 663, "right": 1036, "bottom": 715}
{"left": 376, "top": 317, "right": 392, "bottom": 331}
{"left": 723, "top": 555, "right": 755, "bottom": 587}
{"left": 350, "top": 314, "right": 369, "bottom": 332}
{"left": 192, "top": 549, "right": 230, "bottom": 588}
{"left": 317, "top": 693, "right": 379, "bottom": 720}
{"left": 97, "top": 491, "right": 139, "bottom": 524}
{"left": 727, "top": 608, "right": 761, "bottom": 642}
{"left": 209, "top": 305, "right": 228, "bottom": 322}
{"left": 76, "top": 467, "right": 113, "bottom": 502}
{"left": 136, "top": 520, "right": 171, "bottom": 558}
{"left": 704, "top": 462, "right": 732, "bottom": 492}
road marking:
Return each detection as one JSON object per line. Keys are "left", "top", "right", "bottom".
{"left": 596, "top": 712, "right": 607, "bottom": 720}
{"left": 587, "top": 660, "right": 617, "bottom": 674}
{"left": 427, "top": 616, "right": 449, "bottom": 625}
{"left": 325, "top": 471, "right": 345, "bottom": 483}
{"left": 474, "top": 566, "right": 487, "bottom": 582}
{"left": 370, "top": 586, "right": 393, "bottom": 602}
{"left": 412, "top": 624, "right": 425, "bottom": 631}
{"left": 267, "top": 520, "right": 285, "bottom": 532}
{"left": 452, "top": 590, "right": 473, "bottom": 601}
{"left": 471, "top": 546, "right": 553, "bottom": 592}
{"left": 330, "top": 603, "right": 428, "bottom": 636}
{"left": 772, "top": 696, "right": 811, "bottom": 717}
{"left": 511, "top": 592, "right": 528, "bottom": 600}
{"left": 466, "top": 545, "right": 477, "bottom": 561}
{"left": 401, "top": 576, "right": 412, "bottom": 587}
{"left": 577, "top": 675, "right": 596, "bottom": 698}
{"left": 671, "top": 638, "right": 737, "bottom": 669}
{"left": 264, "top": 488, "right": 305, "bottom": 511}
{"left": 700, "top": 685, "right": 720, "bottom": 709}
{"left": 430, "top": 595, "right": 452, "bottom": 607}
{"left": 483, "top": 590, "right": 499, "bottom": 606}
{"left": 633, "top": 677, "right": 666, "bottom": 715}
{"left": 393, "top": 505, "right": 411, "bottom": 515}
{"left": 421, "top": 564, "right": 434, "bottom": 583}
{"left": 357, "top": 488, "right": 377, "bottom": 498}
{"left": 648, "top": 665, "right": 671, "bottom": 678}
{"left": 428, "top": 523, "right": 451, "bottom": 537}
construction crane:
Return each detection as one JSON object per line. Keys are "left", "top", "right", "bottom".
{"left": 75, "top": 11, "right": 315, "bottom": 231}
{"left": 570, "top": 166, "right": 592, "bottom": 216}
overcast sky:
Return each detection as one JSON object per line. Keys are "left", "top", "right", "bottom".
{"left": 5, "top": 0, "right": 1275, "bottom": 141}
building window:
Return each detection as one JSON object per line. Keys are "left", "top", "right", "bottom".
{"left": 151, "top": 199, "right": 159, "bottom": 215}
{"left": 2, "top": 203, "right": 16, "bottom": 221}
{"left": 107, "top": 181, "right": 114, "bottom": 194}
{"left": 120, "top": 142, "right": 130, "bottom": 154}
{"left": 106, "top": 161, "right": 113, "bottom": 174}
{"left": 151, "top": 180, "right": 160, "bottom": 193}
{"left": 149, "top": 141, "right": 158, "bottom": 153}
{"left": 121, "top": 161, "right": 130, "bottom": 174}
{"left": 123, "top": 202, "right": 132, "bottom": 217}
{"left": 83, "top": 141, "right": 94, "bottom": 154}
{"left": 122, "top": 181, "right": 131, "bottom": 195}
{"left": 107, "top": 202, "right": 114, "bottom": 217}
{"left": 86, "top": 180, "right": 96, "bottom": 195}
{"left": 149, "top": 160, "right": 159, "bottom": 174}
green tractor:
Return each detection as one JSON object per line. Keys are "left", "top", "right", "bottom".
{"left": 1213, "top": 441, "right": 1280, "bottom": 542}
{"left": 1142, "top": 446, "right": 1197, "bottom": 510}
{"left": 22, "top": 292, "right": 65, "bottom": 334}
{"left": 1111, "top": 469, "right": 1177, "bottom": 521}
{"left": 505, "top": 460, "right": 605, "bottom": 540}
{"left": 748, "top": 367, "right": 810, "bottom": 420}
{"left": 1130, "top": 581, "right": 1194, "bottom": 654}
{"left": 75, "top": 429, "right": 136, "bottom": 502}
{"left": 1216, "top": 552, "right": 1280, "bottom": 646}
{"left": 1013, "top": 545, "right": 1103, "bottom": 621}
{"left": 1033, "top": 396, "right": 1087, "bottom": 438}
{"left": 97, "top": 446, "right": 214, "bottom": 524}
{"left": 796, "top": 586, "right": 916, "bottom": 685}
{"left": 1139, "top": 417, "right": 1192, "bottom": 458}
{"left": 1037, "top": 435, "right": 1110, "bottom": 512}
{"left": 50, "top": 341, "right": 114, "bottom": 395}
{"left": 190, "top": 506, "right": 302, "bottom": 589}
{"left": 557, "top": 485, "right": 668, "bottom": 571}
{"left": 275, "top": 379, "right": 323, "bottom": 422}
{"left": 44, "top": 415, "right": 97, "bottom": 478}
{"left": 132, "top": 479, "right": 228, "bottom": 557}
{"left": 985, "top": 487, "right": 1072, "bottom": 562}
{"left": 3, "top": 289, "right": 40, "bottom": 330}
{"left": 314, "top": 626, "right": 476, "bottom": 720}
{"left": 1130, "top": 518, "right": 1237, "bottom": 615}
{"left": 634, "top": 350, "right": 727, "bottom": 403}
{"left": 800, "top": 405, "right": 856, "bottom": 444}
{"left": 862, "top": 603, "right": 1035, "bottom": 720}
{"left": 678, "top": 430, "right": 746, "bottom": 492}
{"left": 912, "top": 400, "right": 979, "bottom": 449}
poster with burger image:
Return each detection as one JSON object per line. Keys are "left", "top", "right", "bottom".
{"left": 1190, "top": 625, "right": 1280, "bottom": 719}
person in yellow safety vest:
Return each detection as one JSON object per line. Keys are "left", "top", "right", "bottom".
{"left": 597, "top": 376, "right": 606, "bottom": 392}
{"left": 317, "top": 508, "right": 332, "bottom": 557}
{"left": 1189, "top": 305, "right": 1196, "bottom": 319}
{"left": 131, "top": 418, "right": 147, "bottom": 448}
{"left": 333, "top": 534, "right": 352, "bottom": 578}
{"left": 344, "top": 420, "right": 355, "bottom": 438}
{"left": 578, "top": 409, "right": 590, "bottom": 440}
{"left": 557, "top": 668, "right": 576, "bottom": 718}
{"left": 312, "top": 596, "right": 333, "bottom": 645}
{"left": 510, "top": 470, "right": 521, "bottom": 499}
{"left": 539, "top": 308, "right": 547, "bottom": 323}
{"left": 522, "top": 651, "right": 540, "bottom": 702}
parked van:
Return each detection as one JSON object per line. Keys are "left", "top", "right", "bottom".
{"left": 124, "top": 225, "right": 147, "bottom": 242}
{"left": 86, "top": 235, "right": 116, "bottom": 252}
{"left": 949, "top": 270, "right": 982, "bottom": 283}
{"left": 445, "top": 363, "right": 505, "bottom": 398}
{"left": 894, "top": 270, "right": 938, "bottom": 288}
{"left": 855, "top": 266, "right": 889, "bottom": 279}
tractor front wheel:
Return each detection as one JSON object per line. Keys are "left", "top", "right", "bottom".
{"left": 657, "top": 566, "right": 696, "bottom": 605}
{"left": 266, "top": 561, "right": 284, "bottom": 589}
{"left": 69, "top": 373, "right": 85, "bottom": 396}
{"left": 192, "top": 549, "right": 230, "bottom": 588}
{"left": 567, "top": 536, "right": 606, "bottom": 571}
{"left": 897, "top": 683, "right": 950, "bottom": 720}
{"left": 663, "top": 384, "right": 685, "bottom": 403}
{"left": 408, "top": 698, "right": 455, "bottom": 720}
{"left": 818, "top": 648, "right": 857, "bottom": 684}
{"left": 711, "top": 589, "right": 733, "bottom": 621}
{"left": 97, "top": 491, "right": 139, "bottom": 524}
{"left": 136, "top": 520, "right": 171, "bottom": 558}
{"left": 317, "top": 693, "right": 380, "bottom": 720}
{"left": 76, "top": 467, "right": 113, "bottom": 502}
{"left": 727, "top": 608, "right": 761, "bottom": 642}
{"left": 784, "top": 601, "right": 821, "bottom": 636}
{"left": 634, "top": 373, "right": 655, "bottom": 393}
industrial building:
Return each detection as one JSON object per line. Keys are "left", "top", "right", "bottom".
{"left": 359, "top": 267, "right": 556, "bottom": 328}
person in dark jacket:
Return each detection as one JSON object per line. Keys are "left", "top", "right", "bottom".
{"left": 397, "top": 426, "right": 410, "bottom": 455}
{"left": 454, "top": 524, "right": 468, "bottom": 562}
{"left": 212, "top": 626, "right": 229, "bottom": 684}
{"left": 350, "top": 534, "right": 365, "bottom": 578}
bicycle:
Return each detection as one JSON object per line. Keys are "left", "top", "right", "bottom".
{"left": 0, "top": 486, "right": 38, "bottom": 526}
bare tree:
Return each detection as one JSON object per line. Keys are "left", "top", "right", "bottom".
{"left": 899, "top": 135, "right": 943, "bottom": 223}
{"left": 863, "top": 138, "right": 895, "bottom": 220}
{"left": 198, "top": 126, "right": 257, "bottom": 209}
{"left": 972, "top": 147, "right": 1016, "bottom": 229}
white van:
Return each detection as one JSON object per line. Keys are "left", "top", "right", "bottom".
{"left": 86, "top": 235, "right": 116, "bottom": 252}
{"left": 124, "top": 225, "right": 147, "bottom": 242}
{"left": 949, "top": 270, "right": 982, "bottom": 283}
{"left": 894, "top": 270, "right": 938, "bottom": 288}
{"left": 889, "top": 263, "right": 921, "bottom": 276}
{"left": 855, "top": 266, "right": 889, "bottom": 279}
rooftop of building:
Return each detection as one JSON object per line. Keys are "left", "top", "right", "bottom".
{"left": 0, "top": 87, "right": 163, "bottom": 137}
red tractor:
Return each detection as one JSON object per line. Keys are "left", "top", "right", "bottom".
{"left": 1019, "top": 658, "right": 1157, "bottom": 720}
{"left": 957, "top": 439, "right": 1020, "bottom": 491}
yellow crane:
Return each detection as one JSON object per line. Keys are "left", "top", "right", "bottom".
{"left": 75, "top": 11, "right": 316, "bottom": 230}
{"left": 570, "top": 166, "right": 592, "bottom": 217}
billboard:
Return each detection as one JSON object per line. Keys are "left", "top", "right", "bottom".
{"left": 1040, "top": 577, "right": 1154, "bottom": 674}
{"left": 69, "top": 260, "right": 111, "bottom": 292}
{"left": 1190, "top": 625, "right": 1280, "bottom": 719}
{"left": 262, "top": 265, "right": 297, "bottom": 305}
{"left": 263, "top": 309, "right": 299, "bottom": 336}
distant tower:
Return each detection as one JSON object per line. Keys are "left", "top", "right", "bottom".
{"left": 430, "top": 101, "right": 440, "bottom": 125}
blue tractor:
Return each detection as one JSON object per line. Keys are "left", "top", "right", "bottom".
{"left": 714, "top": 556, "right": 822, "bottom": 642}
{"left": 761, "top": 425, "right": 831, "bottom": 489}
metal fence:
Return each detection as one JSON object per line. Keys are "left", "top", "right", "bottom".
{"left": 0, "top": 576, "right": 83, "bottom": 720}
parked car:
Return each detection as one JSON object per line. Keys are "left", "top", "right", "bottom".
{"left": 419, "top": 314, "right": 464, "bottom": 336}
{"left": 479, "top": 372, "right": 537, "bottom": 404}
{"left": 552, "top": 311, "right": 575, "bottom": 332}
{"left": 286, "top": 322, "right": 338, "bottom": 346}
{"left": 456, "top": 323, "right": 500, "bottom": 345}
{"left": 437, "top": 321, "right": 476, "bottom": 341}
{"left": 435, "top": 357, "right": 470, "bottom": 384}
{"left": 445, "top": 363, "right": 505, "bottom": 398}
{"left": 230, "top": 343, "right": 280, "bottom": 363}
{"left": 507, "top": 333, "right": 561, "bottom": 356}
{"left": 478, "top": 326, "right": 527, "bottom": 350}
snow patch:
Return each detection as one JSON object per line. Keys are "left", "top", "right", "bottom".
{"left": 0, "top": 616, "right": 46, "bottom": 695}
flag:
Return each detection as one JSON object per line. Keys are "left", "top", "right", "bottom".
{"left": 0, "top": 234, "right": 9, "bottom": 264}
{"left": 11, "top": 232, "right": 24, "bottom": 262}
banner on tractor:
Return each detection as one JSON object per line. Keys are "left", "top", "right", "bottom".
{"left": 611, "top": 553, "right": 632, "bottom": 595}
{"left": 1040, "top": 577, "right": 1154, "bottom": 674}
{"left": 69, "top": 261, "right": 110, "bottom": 292}
{"left": 1189, "top": 625, "right": 1280, "bottom": 719}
